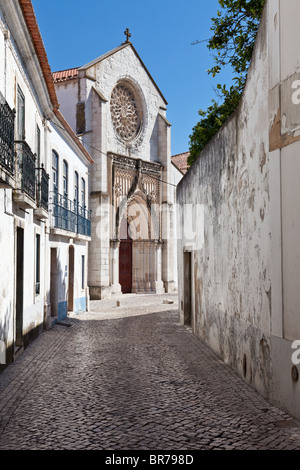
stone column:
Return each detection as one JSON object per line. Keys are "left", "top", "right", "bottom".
{"left": 145, "top": 241, "right": 151, "bottom": 292}
{"left": 132, "top": 241, "right": 138, "bottom": 293}
{"left": 110, "top": 239, "right": 121, "bottom": 295}
{"left": 88, "top": 192, "right": 111, "bottom": 299}
{"left": 152, "top": 240, "right": 165, "bottom": 294}
{"left": 161, "top": 202, "right": 177, "bottom": 293}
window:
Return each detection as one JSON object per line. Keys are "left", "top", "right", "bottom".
{"left": 81, "top": 178, "right": 85, "bottom": 208}
{"left": 63, "top": 160, "right": 68, "bottom": 197}
{"left": 52, "top": 151, "right": 59, "bottom": 194}
{"left": 35, "top": 234, "right": 40, "bottom": 295}
{"left": 81, "top": 255, "right": 85, "bottom": 290}
{"left": 16, "top": 86, "right": 25, "bottom": 140}
{"left": 36, "top": 125, "right": 41, "bottom": 168}
{"left": 74, "top": 171, "right": 79, "bottom": 205}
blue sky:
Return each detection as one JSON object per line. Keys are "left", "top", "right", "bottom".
{"left": 32, "top": 0, "right": 234, "bottom": 156}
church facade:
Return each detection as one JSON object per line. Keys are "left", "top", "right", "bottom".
{"left": 53, "top": 33, "right": 182, "bottom": 299}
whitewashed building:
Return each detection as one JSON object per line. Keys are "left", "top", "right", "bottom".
{"left": 53, "top": 34, "right": 182, "bottom": 299}
{"left": 0, "top": 0, "right": 93, "bottom": 368}
{"left": 47, "top": 111, "right": 93, "bottom": 324}
{"left": 177, "top": 0, "right": 300, "bottom": 421}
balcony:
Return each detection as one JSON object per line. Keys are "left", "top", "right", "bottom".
{"left": 35, "top": 165, "right": 50, "bottom": 219}
{"left": 0, "top": 91, "right": 15, "bottom": 188}
{"left": 77, "top": 204, "right": 92, "bottom": 237}
{"left": 50, "top": 192, "right": 91, "bottom": 239}
{"left": 13, "top": 141, "right": 37, "bottom": 209}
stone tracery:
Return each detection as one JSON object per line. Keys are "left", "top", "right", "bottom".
{"left": 110, "top": 83, "right": 142, "bottom": 142}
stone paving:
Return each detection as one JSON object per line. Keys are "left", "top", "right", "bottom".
{"left": 0, "top": 293, "right": 300, "bottom": 450}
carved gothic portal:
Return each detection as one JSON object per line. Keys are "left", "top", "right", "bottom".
{"left": 110, "top": 152, "right": 165, "bottom": 294}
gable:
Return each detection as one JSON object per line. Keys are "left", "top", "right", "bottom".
{"left": 79, "top": 43, "right": 168, "bottom": 105}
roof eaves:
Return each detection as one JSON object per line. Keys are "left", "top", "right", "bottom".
{"left": 80, "top": 42, "right": 168, "bottom": 106}
{"left": 18, "top": 2, "right": 93, "bottom": 165}
{"left": 171, "top": 160, "right": 184, "bottom": 175}
{"left": 19, "top": 0, "right": 59, "bottom": 110}
{"left": 130, "top": 43, "right": 168, "bottom": 106}
{"left": 158, "top": 112, "right": 172, "bottom": 127}
{"left": 79, "top": 44, "right": 129, "bottom": 71}
{"left": 92, "top": 86, "right": 108, "bottom": 102}
{"left": 53, "top": 109, "right": 94, "bottom": 165}
{"left": 52, "top": 68, "right": 79, "bottom": 83}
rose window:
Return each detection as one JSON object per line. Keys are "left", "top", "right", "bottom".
{"left": 110, "top": 83, "right": 142, "bottom": 142}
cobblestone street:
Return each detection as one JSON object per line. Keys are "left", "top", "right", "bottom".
{"left": 0, "top": 293, "right": 300, "bottom": 451}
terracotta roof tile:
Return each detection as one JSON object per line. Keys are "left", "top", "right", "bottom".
{"left": 19, "top": 0, "right": 59, "bottom": 110}
{"left": 171, "top": 152, "right": 190, "bottom": 174}
{"left": 52, "top": 68, "right": 79, "bottom": 83}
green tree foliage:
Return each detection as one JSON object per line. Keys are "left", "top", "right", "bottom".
{"left": 188, "top": 0, "right": 265, "bottom": 166}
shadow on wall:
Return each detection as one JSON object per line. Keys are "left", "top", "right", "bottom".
{"left": 150, "top": 115, "right": 159, "bottom": 163}
{"left": 50, "top": 248, "right": 68, "bottom": 324}
{"left": 0, "top": 248, "right": 75, "bottom": 373}
{"left": 0, "top": 305, "right": 12, "bottom": 371}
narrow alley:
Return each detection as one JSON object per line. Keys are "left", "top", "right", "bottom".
{"left": 0, "top": 294, "right": 299, "bottom": 451}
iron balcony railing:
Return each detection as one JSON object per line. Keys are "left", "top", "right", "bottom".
{"left": 36, "top": 164, "right": 49, "bottom": 211}
{"left": 50, "top": 192, "right": 91, "bottom": 237}
{"left": 15, "top": 140, "right": 36, "bottom": 200}
{"left": 0, "top": 91, "right": 15, "bottom": 175}
{"left": 77, "top": 203, "right": 92, "bottom": 237}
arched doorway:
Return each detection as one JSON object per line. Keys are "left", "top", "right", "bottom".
{"left": 119, "top": 217, "right": 132, "bottom": 293}
{"left": 118, "top": 193, "right": 160, "bottom": 294}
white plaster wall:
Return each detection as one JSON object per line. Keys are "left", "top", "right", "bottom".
{"left": 56, "top": 239, "right": 68, "bottom": 307}
{"left": 177, "top": 4, "right": 272, "bottom": 397}
{"left": 3, "top": 18, "right": 45, "bottom": 156}
{"left": 0, "top": 9, "right": 51, "bottom": 355}
{"left": 0, "top": 24, "right": 14, "bottom": 356}
{"left": 55, "top": 81, "right": 78, "bottom": 133}
{"left": 22, "top": 217, "right": 46, "bottom": 335}
{"left": 48, "top": 122, "right": 91, "bottom": 313}
{"left": 268, "top": 0, "right": 280, "bottom": 91}
{"left": 0, "top": 16, "right": 5, "bottom": 96}
{"left": 171, "top": 163, "right": 183, "bottom": 288}
{"left": 87, "top": 85, "right": 107, "bottom": 194}
{"left": 49, "top": 237, "right": 89, "bottom": 314}
{"left": 0, "top": 194, "right": 15, "bottom": 354}
{"left": 270, "top": 0, "right": 300, "bottom": 419}
{"left": 279, "top": 0, "right": 300, "bottom": 82}
{"left": 269, "top": 148, "right": 283, "bottom": 339}
{"left": 0, "top": 4, "right": 90, "bottom": 361}
{"left": 177, "top": 0, "right": 300, "bottom": 420}
{"left": 281, "top": 141, "right": 300, "bottom": 340}
{"left": 73, "top": 241, "right": 88, "bottom": 306}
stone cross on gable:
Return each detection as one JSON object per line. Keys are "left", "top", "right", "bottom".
{"left": 124, "top": 28, "right": 131, "bottom": 43}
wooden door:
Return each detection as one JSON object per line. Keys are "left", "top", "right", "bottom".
{"left": 119, "top": 217, "right": 132, "bottom": 294}
{"left": 16, "top": 227, "right": 24, "bottom": 347}
{"left": 119, "top": 240, "right": 132, "bottom": 294}
{"left": 68, "top": 246, "right": 74, "bottom": 312}
{"left": 50, "top": 248, "right": 58, "bottom": 318}
{"left": 183, "top": 251, "right": 192, "bottom": 326}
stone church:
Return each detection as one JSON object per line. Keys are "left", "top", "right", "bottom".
{"left": 53, "top": 31, "right": 182, "bottom": 299}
